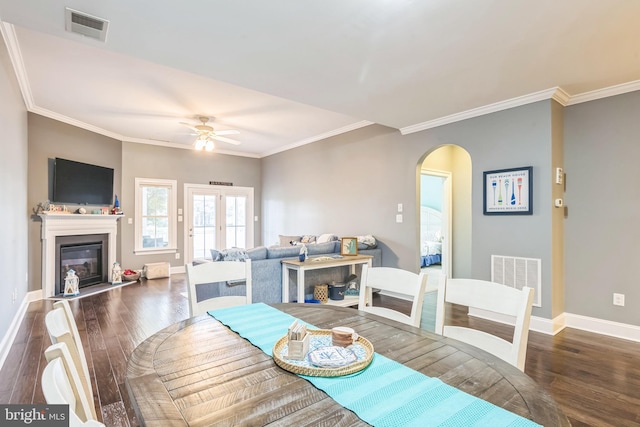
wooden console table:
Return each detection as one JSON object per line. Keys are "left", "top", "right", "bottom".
{"left": 281, "top": 254, "right": 373, "bottom": 306}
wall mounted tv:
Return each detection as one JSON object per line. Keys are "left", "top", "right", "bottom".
{"left": 53, "top": 158, "right": 114, "bottom": 206}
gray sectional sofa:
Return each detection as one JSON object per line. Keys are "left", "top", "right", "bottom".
{"left": 200, "top": 240, "right": 382, "bottom": 304}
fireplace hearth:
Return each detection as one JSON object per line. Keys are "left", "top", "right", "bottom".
{"left": 56, "top": 234, "right": 109, "bottom": 295}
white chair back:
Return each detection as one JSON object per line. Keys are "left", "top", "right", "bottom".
{"left": 42, "top": 343, "right": 104, "bottom": 426}
{"left": 434, "top": 275, "right": 534, "bottom": 371}
{"left": 185, "top": 259, "right": 252, "bottom": 317}
{"left": 358, "top": 265, "right": 428, "bottom": 327}
{"left": 44, "top": 300, "right": 97, "bottom": 420}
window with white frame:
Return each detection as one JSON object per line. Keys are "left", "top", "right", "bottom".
{"left": 135, "top": 178, "right": 177, "bottom": 254}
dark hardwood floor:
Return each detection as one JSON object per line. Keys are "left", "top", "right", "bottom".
{"left": 1, "top": 275, "right": 639, "bottom": 426}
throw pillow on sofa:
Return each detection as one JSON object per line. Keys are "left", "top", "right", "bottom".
{"left": 357, "top": 235, "right": 377, "bottom": 249}
{"left": 210, "top": 248, "right": 249, "bottom": 261}
{"left": 316, "top": 233, "right": 338, "bottom": 243}
{"left": 300, "top": 235, "right": 317, "bottom": 244}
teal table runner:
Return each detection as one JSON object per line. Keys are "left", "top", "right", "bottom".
{"left": 208, "top": 303, "right": 541, "bottom": 427}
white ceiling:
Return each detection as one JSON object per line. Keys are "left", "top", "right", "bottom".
{"left": 1, "top": 1, "right": 639, "bottom": 158}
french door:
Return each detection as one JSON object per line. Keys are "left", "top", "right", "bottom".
{"left": 184, "top": 184, "right": 254, "bottom": 264}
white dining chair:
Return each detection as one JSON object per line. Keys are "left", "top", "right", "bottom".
{"left": 434, "top": 275, "right": 534, "bottom": 371}
{"left": 44, "top": 300, "right": 97, "bottom": 420}
{"left": 42, "top": 342, "right": 104, "bottom": 426}
{"left": 185, "top": 259, "right": 252, "bottom": 317}
{"left": 358, "top": 264, "right": 428, "bottom": 327}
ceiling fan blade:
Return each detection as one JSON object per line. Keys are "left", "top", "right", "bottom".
{"left": 179, "top": 122, "right": 199, "bottom": 132}
{"left": 212, "top": 135, "right": 241, "bottom": 145}
{"left": 213, "top": 130, "right": 240, "bottom": 136}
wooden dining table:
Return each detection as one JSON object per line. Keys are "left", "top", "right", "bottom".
{"left": 125, "top": 303, "right": 570, "bottom": 426}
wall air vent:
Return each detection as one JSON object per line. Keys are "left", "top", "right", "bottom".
{"left": 491, "top": 254, "right": 542, "bottom": 307}
{"left": 65, "top": 8, "right": 109, "bottom": 42}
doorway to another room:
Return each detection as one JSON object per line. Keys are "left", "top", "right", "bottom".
{"left": 420, "top": 170, "right": 450, "bottom": 289}
{"left": 418, "top": 144, "right": 472, "bottom": 285}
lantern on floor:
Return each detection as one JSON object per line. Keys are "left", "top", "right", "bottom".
{"left": 112, "top": 261, "right": 122, "bottom": 285}
{"left": 64, "top": 269, "right": 80, "bottom": 297}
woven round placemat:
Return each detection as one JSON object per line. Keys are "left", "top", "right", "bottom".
{"left": 272, "top": 329, "right": 374, "bottom": 377}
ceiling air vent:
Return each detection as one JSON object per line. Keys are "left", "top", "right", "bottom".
{"left": 65, "top": 8, "right": 109, "bottom": 42}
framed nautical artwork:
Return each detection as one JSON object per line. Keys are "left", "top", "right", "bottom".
{"left": 483, "top": 166, "right": 533, "bottom": 215}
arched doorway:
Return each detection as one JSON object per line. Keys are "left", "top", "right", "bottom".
{"left": 418, "top": 145, "right": 472, "bottom": 282}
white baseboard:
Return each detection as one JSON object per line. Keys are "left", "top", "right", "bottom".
{"left": 564, "top": 313, "right": 640, "bottom": 343}
{"left": 171, "top": 265, "right": 185, "bottom": 275}
{"left": 531, "top": 312, "right": 566, "bottom": 335}
{"left": 0, "top": 290, "right": 42, "bottom": 371}
{"left": 468, "top": 308, "right": 640, "bottom": 342}
{"left": 27, "top": 289, "right": 42, "bottom": 302}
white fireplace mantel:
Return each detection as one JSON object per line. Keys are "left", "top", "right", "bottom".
{"left": 39, "top": 214, "right": 122, "bottom": 298}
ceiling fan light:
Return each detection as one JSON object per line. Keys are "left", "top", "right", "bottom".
{"left": 205, "top": 140, "right": 215, "bottom": 151}
{"left": 194, "top": 139, "right": 206, "bottom": 150}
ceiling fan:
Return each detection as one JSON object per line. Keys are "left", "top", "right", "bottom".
{"left": 180, "top": 116, "right": 240, "bottom": 151}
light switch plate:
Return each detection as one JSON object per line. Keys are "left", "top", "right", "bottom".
{"left": 397, "top": 203, "right": 403, "bottom": 213}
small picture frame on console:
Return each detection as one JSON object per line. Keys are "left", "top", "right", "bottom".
{"left": 340, "top": 237, "right": 358, "bottom": 256}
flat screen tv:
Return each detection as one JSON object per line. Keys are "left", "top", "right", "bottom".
{"left": 53, "top": 158, "right": 114, "bottom": 205}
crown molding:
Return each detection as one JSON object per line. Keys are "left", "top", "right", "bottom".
{"left": 30, "top": 106, "right": 124, "bottom": 140}
{"left": 260, "top": 120, "right": 374, "bottom": 158}
{"left": 400, "top": 81, "right": 640, "bottom": 135}
{"left": 400, "top": 87, "right": 568, "bottom": 135}
{"left": 1, "top": 22, "right": 34, "bottom": 109}
{"left": 566, "top": 79, "right": 640, "bottom": 105}
{"left": 550, "top": 86, "right": 571, "bottom": 106}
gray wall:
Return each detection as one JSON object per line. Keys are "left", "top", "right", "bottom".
{"left": 27, "top": 114, "right": 122, "bottom": 292}
{"left": 0, "top": 36, "right": 29, "bottom": 341}
{"left": 119, "top": 141, "right": 262, "bottom": 271}
{"left": 564, "top": 91, "right": 640, "bottom": 325}
{"left": 262, "top": 100, "right": 558, "bottom": 318}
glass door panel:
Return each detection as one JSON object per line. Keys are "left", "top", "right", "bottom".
{"left": 188, "top": 189, "right": 219, "bottom": 261}
{"left": 225, "top": 195, "right": 247, "bottom": 248}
